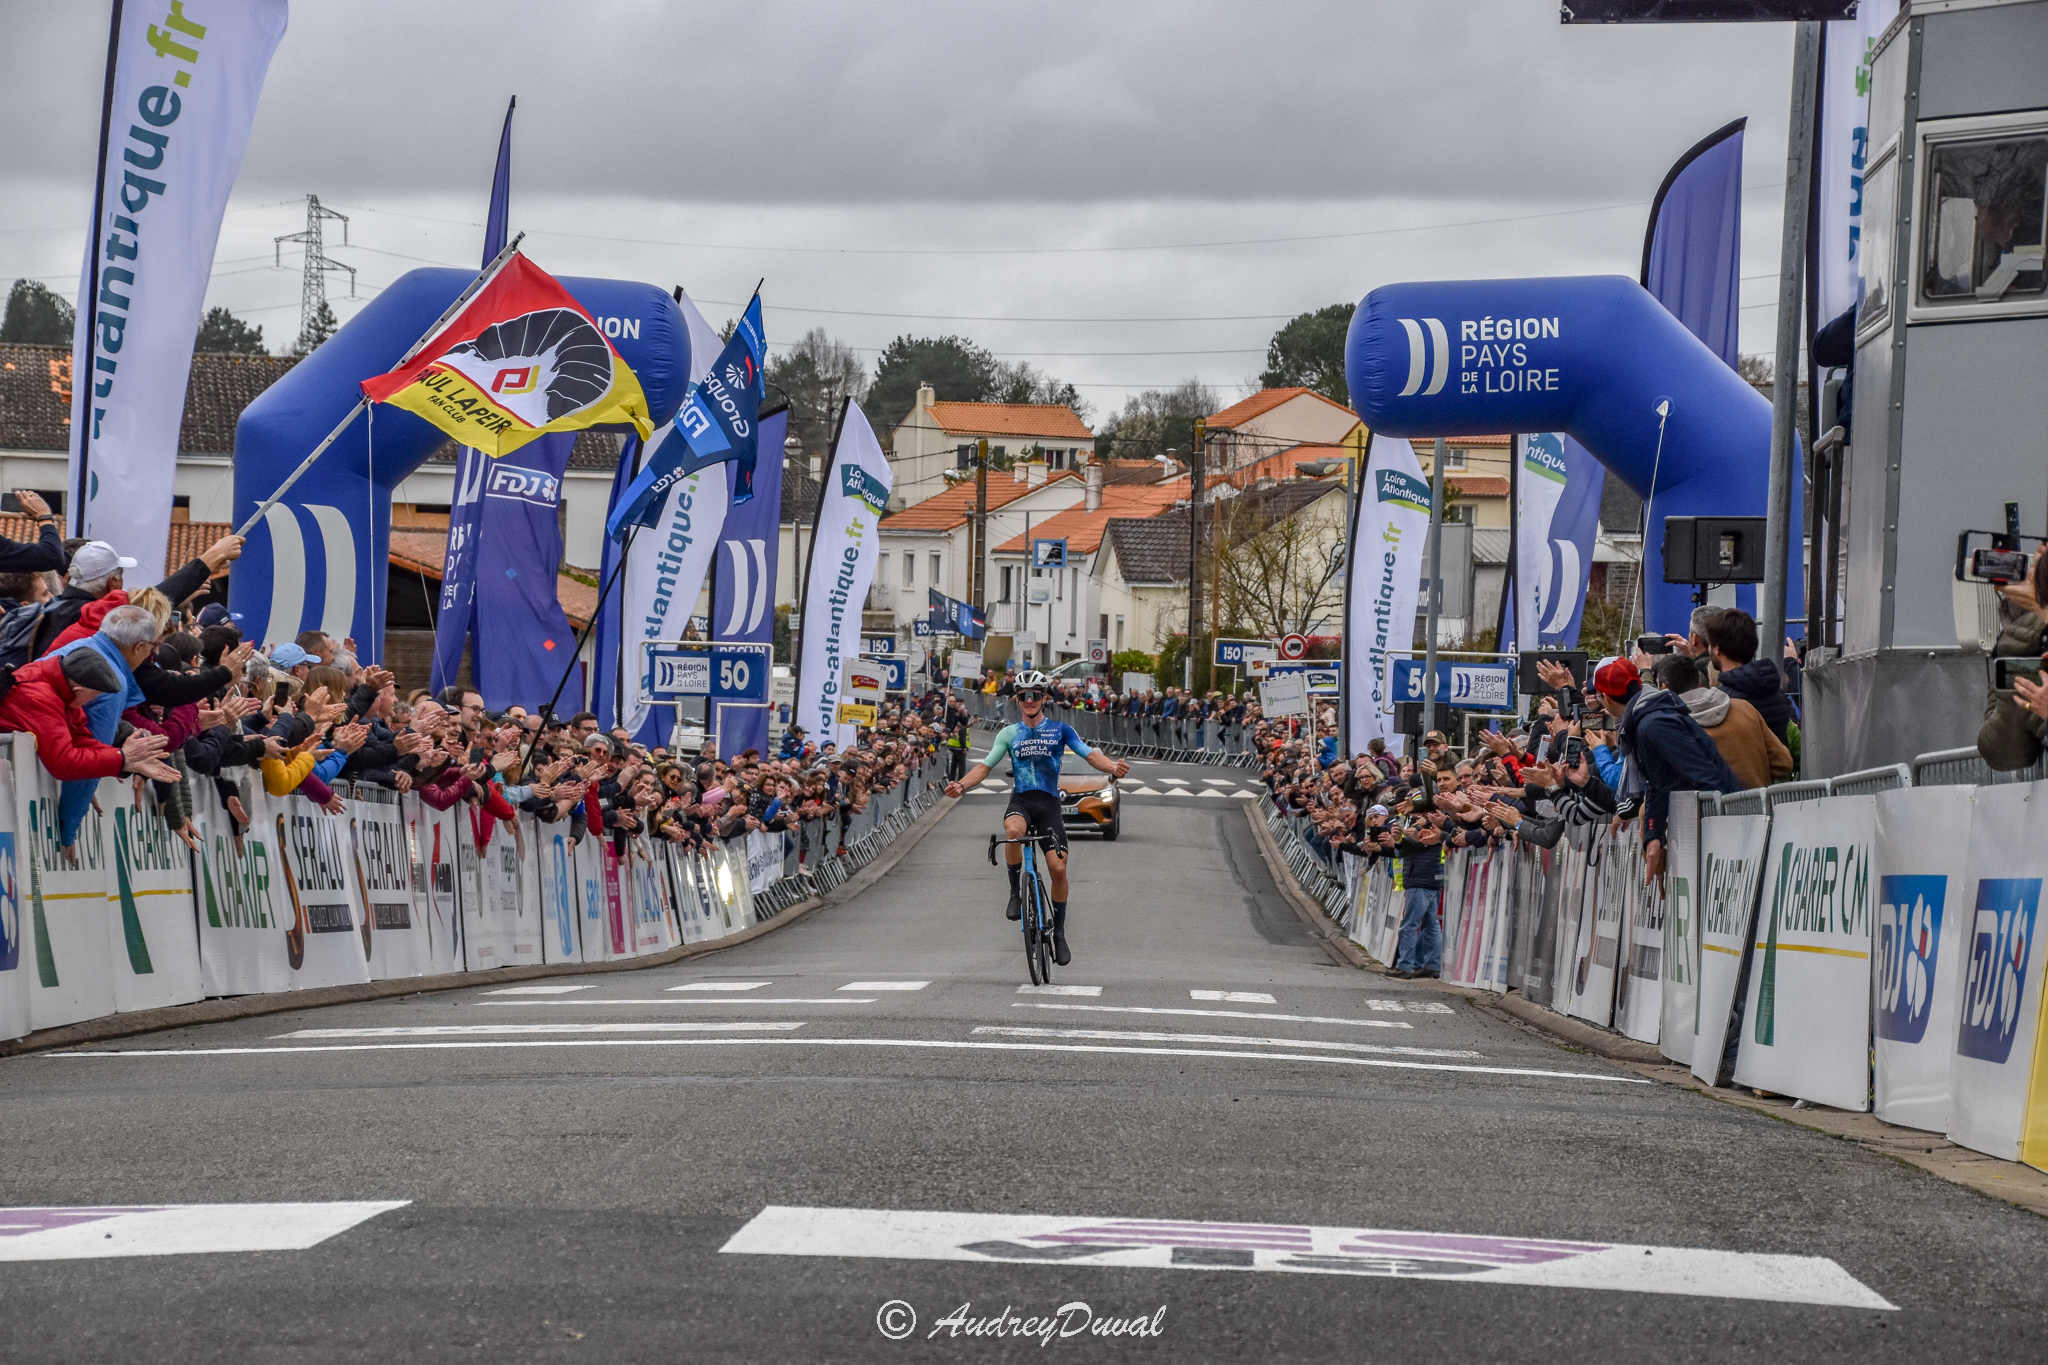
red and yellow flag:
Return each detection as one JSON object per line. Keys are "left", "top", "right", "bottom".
{"left": 359, "top": 253, "right": 652, "bottom": 457}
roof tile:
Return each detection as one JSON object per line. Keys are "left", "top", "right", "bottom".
{"left": 877, "top": 470, "right": 1078, "bottom": 532}
{"left": 1206, "top": 386, "right": 1356, "bottom": 430}
{"left": 922, "top": 401, "right": 1094, "bottom": 441}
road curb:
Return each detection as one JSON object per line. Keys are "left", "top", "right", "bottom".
{"left": 1244, "top": 805, "right": 1661, "bottom": 1064}
{"left": 0, "top": 793, "right": 958, "bottom": 1060}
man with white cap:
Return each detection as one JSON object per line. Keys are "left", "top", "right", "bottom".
{"left": 30, "top": 532, "right": 243, "bottom": 658}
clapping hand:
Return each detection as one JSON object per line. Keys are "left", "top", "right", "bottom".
{"left": 2015, "top": 668, "right": 2048, "bottom": 721}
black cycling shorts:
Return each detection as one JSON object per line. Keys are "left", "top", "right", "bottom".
{"left": 1004, "top": 789, "right": 1068, "bottom": 856}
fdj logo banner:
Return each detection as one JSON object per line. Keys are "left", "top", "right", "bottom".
{"left": 841, "top": 464, "right": 888, "bottom": 516}
{"left": 1376, "top": 469, "right": 1431, "bottom": 516}
{"left": 1957, "top": 878, "right": 2041, "bottom": 1064}
{"left": 484, "top": 462, "right": 561, "bottom": 508}
{"left": 1876, "top": 875, "right": 1948, "bottom": 1044}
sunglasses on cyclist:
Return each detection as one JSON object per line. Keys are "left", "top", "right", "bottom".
{"left": 1016, "top": 689, "right": 1047, "bottom": 701}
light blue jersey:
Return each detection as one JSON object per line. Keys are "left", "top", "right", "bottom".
{"left": 982, "top": 718, "right": 1093, "bottom": 795}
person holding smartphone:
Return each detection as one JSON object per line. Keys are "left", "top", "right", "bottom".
{"left": 1979, "top": 549, "right": 2048, "bottom": 770}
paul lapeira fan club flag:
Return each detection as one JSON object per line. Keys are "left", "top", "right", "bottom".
{"left": 359, "top": 253, "right": 653, "bottom": 457}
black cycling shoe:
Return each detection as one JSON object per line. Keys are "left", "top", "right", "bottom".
{"left": 1006, "top": 892, "right": 1022, "bottom": 921}
{"left": 1053, "top": 935, "right": 1072, "bottom": 967}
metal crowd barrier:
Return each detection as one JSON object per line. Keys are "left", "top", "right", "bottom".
{"left": 1909, "top": 746, "right": 2048, "bottom": 788}
{"left": 1827, "top": 763, "right": 1912, "bottom": 797}
{"left": 960, "top": 690, "right": 1259, "bottom": 768}
{"left": 737, "top": 752, "right": 949, "bottom": 917}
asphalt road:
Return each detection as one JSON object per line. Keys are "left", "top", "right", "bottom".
{"left": 4, "top": 757, "right": 2047, "bottom": 1363}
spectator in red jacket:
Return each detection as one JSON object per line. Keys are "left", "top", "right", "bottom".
{"left": 0, "top": 648, "right": 178, "bottom": 786}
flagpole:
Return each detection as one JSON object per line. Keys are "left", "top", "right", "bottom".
{"left": 71, "top": 0, "right": 125, "bottom": 536}
{"left": 234, "top": 232, "right": 527, "bottom": 537}
{"left": 517, "top": 545, "right": 634, "bottom": 784}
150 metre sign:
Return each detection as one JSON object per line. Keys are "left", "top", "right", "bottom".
{"left": 644, "top": 643, "right": 772, "bottom": 702}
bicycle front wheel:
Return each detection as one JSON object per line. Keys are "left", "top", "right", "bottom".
{"left": 1022, "top": 878, "right": 1045, "bottom": 987}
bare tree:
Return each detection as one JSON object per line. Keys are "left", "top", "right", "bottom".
{"left": 1098, "top": 379, "right": 1218, "bottom": 461}
{"left": 1210, "top": 485, "right": 1347, "bottom": 638}
{"left": 768, "top": 328, "right": 867, "bottom": 464}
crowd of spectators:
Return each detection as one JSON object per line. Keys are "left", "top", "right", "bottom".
{"left": 1256, "top": 607, "right": 1795, "bottom": 979}
{"left": 0, "top": 495, "right": 962, "bottom": 867}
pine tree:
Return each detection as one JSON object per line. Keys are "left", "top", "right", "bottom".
{"left": 0, "top": 279, "right": 76, "bottom": 345}
{"left": 293, "top": 300, "right": 339, "bottom": 356}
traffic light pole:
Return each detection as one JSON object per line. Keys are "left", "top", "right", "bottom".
{"left": 1187, "top": 418, "right": 1206, "bottom": 693}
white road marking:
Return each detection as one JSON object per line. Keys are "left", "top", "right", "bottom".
{"left": 1193, "top": 989, "right": 1277, "bottom": 1004}
{"left": 278, "top": 1023, "right": 805, "bottom": 1037}
{"left": 0, "top": 1202, "right": 408, "bottom": 1262}
{"left": 478, "top": 998, "right": 877, "bottom": 1006}
{"left": 1197, "top": 789, "right": 1227, "bottom": 798}
{"left": 842, "top": 981, "right": 929, "bottom": 991}
{"left": 1230, "top": 790, "right": 1258, "bottom": 798}
{"left": 1367, "top": 999, "right": 1456, "bottom": 1014}
{"left": 1122, "top": 786, "right": 1159, "bottom": 796}
{"left": 1159, "top": 789, "right": 1190, "bottom": 797}
{"left": 1015, "top": 1003, "right": 1413, "bottom": 1030}
{"left": 1157, "top": 778, "right": 1190, "bottom": 786}
{"left": 484, "top": 984, "right": 595, "bottom": 995}
{"left": 1202, "top": 779, "right": 1238, "bottom": 786}
{"left": 976, "top": 1025, "right": 1479, "bottom": 1059}
{"left": 54, "top": 1037, "right": 1647, "bottom": 1080}
{"left": 719, "top": 1207, "right": 1894, "bottom": 1309}
{"left": 669, "top": 982, "right": 773, "bottom": 992}
{"left": 1017, "top": 984, "right": 1102, "bottom": 997}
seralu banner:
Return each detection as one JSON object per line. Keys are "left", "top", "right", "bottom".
{"left": 1505, "top": 433, "right": 1604, "bottom": 651}
{"left": 797, "top": 404, "right": 895, "bottom": 751}
{"left": 1946, "top": 783, "right": 2048, "bottom": 1164}
{"left": 1690, "top": 812, "right": 1769, "bottom": 1088}
{"left": 1734, "top": 795, "right": 1878, "bottom": 1112}
{"left": 348, "top": 796, "right": 432, "bottom": 981}
{"left": 1872, "top": 785, "right": 1973, "bottom": 1134}
{"left": 68, "top": 0, "right": 288, "bottom": 574}
{"left": 1342, "top": 435, "right": 1429, "bottom": 758}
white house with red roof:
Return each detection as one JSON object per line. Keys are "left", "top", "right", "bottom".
{"left": 872, "top": 465, "right": 1083, "bottom": 636}
{"left": 888, "top": 383, "right": 1096, "bottom": 511}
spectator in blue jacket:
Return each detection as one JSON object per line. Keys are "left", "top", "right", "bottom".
{"left": 1591, "top": 656, "right": 1741, "bottom": 881}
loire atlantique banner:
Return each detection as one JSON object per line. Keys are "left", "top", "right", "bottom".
{"left": 1342, "top": 434, "right": 1430, "bottom": 757}
{"left": 68, "top": 0, "right": 288, "bottom": 575}
{"left": 797, "top": 405, "right": 894, "bottom": 751}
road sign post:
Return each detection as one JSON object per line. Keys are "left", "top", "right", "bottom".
{"left": 643, "top": 641, "right": 773, "bottom": 758}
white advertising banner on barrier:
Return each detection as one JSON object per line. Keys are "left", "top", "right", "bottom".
{"left": 0, "top": 754, "right": 28, "bottom": 1041}
{"left": 193, "top": 775, "right": 286, "bottom": 997}
{"left": 413, "top": 802, "right": 464, "bottom": 976}
{"left": 595, "top": 840, "right": 630, "bottom": 959}
{"left": 20, "top": 737, "right": 116, "bottom": 1031}
{"left": 1873, "top": 785, "right": 1974, "bottom": 1133}
{"left": 669, "top": 846, "right": 719, "bottom": 945}
{"left": 1660, "top": 793, "right": 1704, "bottom": 1066}
{"left": 107, "top": 788, "right": 202, "bottom": 1013}
{"left": 1735, "top": 795, "right": 1878, "bottom": 1112}
{"left": 1946, "top": 783, "right": 2048, "bottom": 1162}
{"left": 348, "top": 797, "right": 431, "bottom": 981}
{"left": 628, "top": 844, "right": 675, "bottom": 955}
{"left": 531, "top": 817, "right": 584, "bottom": 965}
{"left": 464, "top": 818, "right": 541, "bottom": 972}
{"left": 573, "top": 828, "right": 611, "bottom": 962}
{"left": 263, "top": 793, "right": 373, "bottom": 991}
{"left": 746, "top": 830, "right": 780, "bottom": 897}
{"left": 1614, "top": 837, "right": 1663, "bottom": 1045}
{"left": 1691, "top": 813, "right": 1770, "bottom": 1087}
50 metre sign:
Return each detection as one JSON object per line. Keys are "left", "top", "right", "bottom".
{"left": 644, "top": 643, "right": 771, "bottom": 702}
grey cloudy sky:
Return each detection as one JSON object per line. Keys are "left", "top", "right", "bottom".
{"left": 0, "top": 0, "right": 1799, "bottom": 411}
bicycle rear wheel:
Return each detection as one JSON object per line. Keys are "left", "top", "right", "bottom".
{"left": 1034, "top": 919, "right": 1053, "bottom": 985}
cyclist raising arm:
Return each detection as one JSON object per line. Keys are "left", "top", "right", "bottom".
{"left": 947, "top": 670, "right": 1129, "bottom": 965}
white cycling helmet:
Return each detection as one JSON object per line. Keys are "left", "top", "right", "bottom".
{"left": 1016, "top": 670, "right": 1052, "bottom": 693}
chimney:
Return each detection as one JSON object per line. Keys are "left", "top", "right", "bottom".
{"left": 1085, "top": 461, "right": 1103, "bottom": 511}
{"left": 916, "top": 382, "right": 936, "bottom": 414}
{"left": 1013, "top": 460, "right": 1027, "bottom": 485}
{"left": 1026, "top": 461, "right": 1046, "bottom": 487}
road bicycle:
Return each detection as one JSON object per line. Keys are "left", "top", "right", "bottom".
{"left": 989, "top": 831, "right": 1056, "bottom": 985}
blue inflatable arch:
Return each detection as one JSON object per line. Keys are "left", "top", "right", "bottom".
{"left": 1345, "top": 275, "right": 1801, "bottom": 638}
{"left": 229, "top": 267, "right": 690, "bottom": 659}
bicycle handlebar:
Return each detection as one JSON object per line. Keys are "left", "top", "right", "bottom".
{"left": 987, "top": 832, "right": 1055, "bottom": 864}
